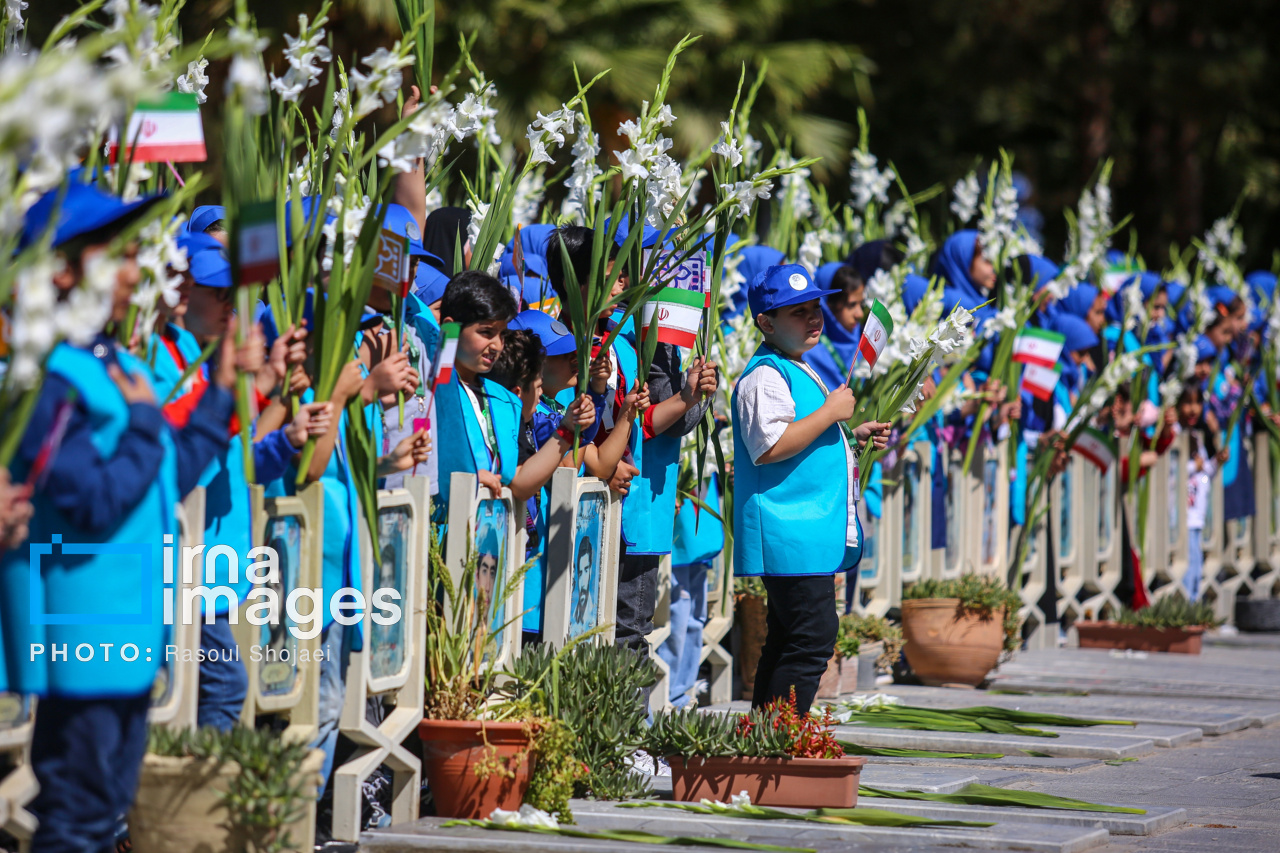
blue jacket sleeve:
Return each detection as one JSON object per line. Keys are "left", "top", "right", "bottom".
{"left": 17, "top": 375, "right": 166, "bottom": 536}
{"left": 253, "top": 427, "right": 298, "bottom": 485}
{"left": 171, "top": 384, "right": 236, "bottom": 498}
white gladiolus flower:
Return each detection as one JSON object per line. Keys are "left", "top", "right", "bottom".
{"left": 350, "top": 45, "right": 413, "bottom": 118}
{"left": 729, "top": 792, "right": 752, "bottom": 808}
{"left": 951, "top": 171, "right": 981, "bottom": 224}
{"left": 711, "top": 121, "right": 743, "bottom": 167}
{"left": 4, "top": 0, "right": 28, "bottom": 46}
{"left": 488, "top": 805, "right": 558, "bottom": 829}
{"left": 617, "top": 119, "right": 643, "bottom": 143}
{"left": 511, "top": 169, "right": 545, "bottom": 228}
{"left": 321, "top": 194, "right": 371, "bottom": 271}
{"left": 983, "top": 305, "right": 1018, "bottom": 339}
{"left": 226, "top": 54, "right": 269, "bottom": 115}
{"left": 270, "top": 14, "right": 330, "bottom": 102}
{"left": 615, "top": 148, "right": 649, "bottom": 181}
{"left": 7, "top": 256, "right": 59, "bottom": 388}
{"left": 798, "top": 231, "right": 822, "bottom": 274}
{"left": 654, "top": 104, "right": 676, "bottom": 127}
{"left": 849, "top": 148, "right": 894, "bottom": 211}
{"left": 176, "top": 57, "right": 209, "bottom": 103}
{"left": 466, "top": 198, "right": 488, "bottom": 248}
{"left": 720, "top": 177, "right": 772, "bottom": 217}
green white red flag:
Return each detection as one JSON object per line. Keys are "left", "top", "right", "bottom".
{"left": 108, "top": 92, "right": 206, "bottom": 163}
{"left": 857, "top": 299, "right": 894, "bottom": 367}
{"left": 1013, "top": 328, "right": 1065, "bottom": 368}
{"left": 236, "top": 201, "right": 279, "bottom": 285}
{"left": 1073, "top": 427, "right": 1117, "bottom": 471}
{"left": 431, "top": 322, "right": 461, "bottom": 389}
{"left": 1020, "top": 362, "right": 1062, "bottom": 401}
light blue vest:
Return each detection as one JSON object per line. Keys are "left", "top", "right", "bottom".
{"left": 148, "top": 323, "right": 200, "bottom": 403}
{"left": 433, "top": 374, "right": 521, "bottom": 514}
{"left": 0, "top": 344, "right": 177, "bottom": 697}
{"left": 672, "top": 472, "right": 725, "bottom": 566}
{"left": 732, "top": 345, "right": 858, "bottom": 577}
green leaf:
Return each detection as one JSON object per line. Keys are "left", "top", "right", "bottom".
{"left": 858, "top": 784, "right": 1147, "bottom": 814}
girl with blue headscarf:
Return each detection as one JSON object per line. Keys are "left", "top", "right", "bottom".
{"left": 935, "top": 230, "right": 997, "bottom": 326}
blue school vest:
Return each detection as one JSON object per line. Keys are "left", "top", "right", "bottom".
{"left": 405, "top": 292, "right": 441, "bottom": 362}
{"left": 433, "top": 374, "right": 521, "bottom": 514}
{"left": 0, "top": 344, "right": 177, "bottom": 697}
{"left": 520, "top": 399, "right": 564, "bottom": 635}
{"left": 672, "top": 473, "right": 725, "bottom": 566}
{"left": 731, "top": 345, "right": 858, "bottom": 577}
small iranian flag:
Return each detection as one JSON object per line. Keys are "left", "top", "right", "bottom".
{"left": 1074, "top": 427, "right": 1117, "bottom": 471}
{"left": 431, "top": 322, "right": 461, "bottom": 389}
{"left": 236, "top": 201, "right": 279, "bottom": 285}
{"left": 108, "top": 92, "right": 206, "bottom": 163}
{"left": 857, "top": 300, "right": 894, "bottom": 367}
{"left": 640, "top": 288, "right": 704, "bottom": 348}
{"left": 1021, "top": 362, "right": 1062, "bottom": 401}
{"left": 1013, "top": 328, "right": 1066, "bottom": 368}
{"left": 1102, "top": 261, "right": 1137, "bottom": 296}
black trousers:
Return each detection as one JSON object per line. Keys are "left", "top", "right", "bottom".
{"left": 615, "top": 543, "right": 661, "bottom": 653}
{"left": 752, "top": 574, "right": 839, "bottom": 715}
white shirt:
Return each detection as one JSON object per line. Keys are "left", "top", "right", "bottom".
{"left": 735, "top": 359, "right": 859, "bottom": 548}
{"left": 1187, "top": 442, "right": 1216, "bottom": 530}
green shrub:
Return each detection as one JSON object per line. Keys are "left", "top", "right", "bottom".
{"left": 1115, "top": 595, "right": 1221, "bottom": 629}
{"left": 836, "top": 614, "right": 904, "bottom": 669}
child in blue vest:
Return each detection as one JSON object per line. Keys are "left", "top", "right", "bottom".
{"left": 433, "top": 271, "right": 524, "bottom": 511}
{"left": 488, "top": 312, "right": 603, "bottom": 639}
{"left": 733, "top": 264, "right": 889, "bottom": 714}
{"left": 546, "top": 225, "right": 717, "bottom": 655}
{"left": 0, "top": 183, "right": 246, "bottom": 853}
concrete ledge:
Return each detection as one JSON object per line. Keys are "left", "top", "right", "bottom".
{"left": 855, "top": 796, "right": 1187, "bottom": 836}
{"left": 832, "top": 725, "right": 1157, "bottom": 760}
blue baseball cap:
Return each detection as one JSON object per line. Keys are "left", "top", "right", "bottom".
{"left": 509, "top": 309, "right": 575, "bottom": 357}
{"left": 189, "top": 245, "right": 232, "bottom": 288}
{"left": 414, "top": 261, "right": 451, "bottom": 306}
{"left": 21, "top": 182, "right": 162, "bottom": 251}
{"left": 1194, "top": 335, "right": 1219, "bottom": 363}
{"left": 188, "top": 205, "right": 226, "bottom": 235}
{"left": 747, "top": 263, "right": 838, "bottom": 317}
{"left": 378, "top": 203, "right": 438, "bottom": 263}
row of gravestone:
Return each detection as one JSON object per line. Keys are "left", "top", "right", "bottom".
{"left": 0, "top": 468, "right": 696, "bottom": 847}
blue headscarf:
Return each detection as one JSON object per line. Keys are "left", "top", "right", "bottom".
{"left": 847, "top": 240, "right": 899, "bottom": 284}
{"left": 936, "top": 230, "right": 985, "bottom": 308}
{"left": 1022, "top": 255, "right": 1061, "bottom": 291}
{"left": 802, "top": 262, "right": 861, "bottom": 390}
{"left": 1247, "top": 271, "right": 1276, "bottom": 308}
{"left": 1058, "top": 283, "right": 1099, "bottom": 320}
{"left": 903, "top": 274, "right": 930, "bottom": 315}
{"left": 1051, "top": 312, "right": 1101, "bottom": 355}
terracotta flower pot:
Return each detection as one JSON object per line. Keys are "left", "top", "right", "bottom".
{"left": 901, "top": 598, "right": 1004, "bottom": 686}
{"left": 419, "top": 719, "right": 533, "bottom": 819}
{"left": 816, "top": 655, "right": 844, "bottom": 699}
{"left": 129, "top": 749, "right": 324, "bottom": 853}
{"left": 856, "top": 641, "right": 885, "bottom": 691}
{"left": 1075, "top": 621, "right": 1205, "bottom": 654}
{"left": 735, "top": 593, "right": 768, "bottom": 701}
{"left": 668, "top": 755, "right": 866, "bottom": 809}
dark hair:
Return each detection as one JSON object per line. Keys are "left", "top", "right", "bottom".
{"left": 1177, "top": 385, "right": 1203, "bottom": 406}
{"left": 203, "top": 221, "right": 226, "bottom": 236}
{"left": 577, "top": 535, "right": 593, "bottom": 566}
{"left": 489, "top": 329, "right": 543, "bottom": 392}
{"left": 546, "top": 225, "right": 618, "bottom": 303}
{"left": 826, "top": 264, "right": 864, "bottom": 308}
{"left": 1114, "top": 384, "right": 1131, "bottom": 404}
{"left": 441, "top": 270, "right": 518, "bottom": 327}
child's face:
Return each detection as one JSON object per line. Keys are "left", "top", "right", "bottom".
{"left": 542, "top": 352, "right": 578, "bottom": 396}
{"left": 1207, "top": 320, "right": 1233, "bottom": 349}
{"left": 1194, "top": 360, "right": 1213, "bottom": 383}
{"left": 759, "top": 299, "right": 823, "bottom": 357}
{"left": 451, "top": 317, "right": 508, "bottom": 381}
{"left": 1231, "top": 303, "right": 1248, "bottom": 336}
{"left": 514, "top": 375, "right": 543, "bottom": 423}
{"left": 1178, "top": 396, "right": 1202, "bottom": 427}
{"left": 830, "top": 285, "right": 865, "bottom": 333}
{"left": 186, "top": 283, "right": 233, "bottom": 339}
{"left": 1069, "top": 349, "right": 1095, "bottom": 373}
{"left": 1086, "top": 293, "right": 1108, "bottom": 333}
{"left": 1112, "top": 398, "right": 1134, "bottom": 434}
{"left": 969, "top": 241, "right": 996, "bottom": 292}
{"left": 1149, "top": 290, "right": 1168, "bottom": 323}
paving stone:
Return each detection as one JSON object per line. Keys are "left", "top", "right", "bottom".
{"left": 853, "top": 797, "right": 1187, "bottom": 836}
{"left": 862, "top": 755, "right": 1102, "bottom": 774}
{"left": 567, "top": 800, "right": 1114, "bottom": 853}
{"left": 832, "top": 724, "right": 1157, "bottom": 760}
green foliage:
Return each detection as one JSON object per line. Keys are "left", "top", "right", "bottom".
{"left": 1115, "top": 595, "right": 1222, "bottom": 629}
{"left": 835, "top": 614, "right": 903, "bottom": 669}
{"left": 734, "top": 577, "right": 767, "bottom": 598}
{"left": 859, "top": 783, "right": 1147, "bottom": 815}
{"left": 832, "top": 702, "right": 1133, "bottom": 738}
{"left": 904, "top": 574, "right": 1023, "bottom": 654}
{"left": 521, "top": 717, "right": 586, "bottom": 823}
{"left": 505, "top": 642, "right": 659, "bottom": 802}
{"left": 147, "top": 726, "right": 313, "bottom": 853}
{"left": 644, "top": 693, "right": 843, "bottom": 760}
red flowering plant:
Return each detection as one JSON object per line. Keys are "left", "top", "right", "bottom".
{"left": 643, "top": 688, "right": 844, "bottom": 760}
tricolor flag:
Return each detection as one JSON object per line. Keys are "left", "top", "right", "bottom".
{"left": 1020, "top": 362, "right": 1062, "bottom": 401}
{"left": 431, "top": 322, "right": 461, "bottom": 389}
{"left": 1012, "top": 328, "right": 1066, "bottom": 368}
{"left": 857, "top": 300, "right": 894, "bottom": 367}
{"left": 1074, "top": 427, "right": 1117, "bottom": 471}
{"left": 236, "top": 201, "right": 279, "bottom": 285}
{"left": 108, "top": 92, "right": 206, "bottom": 163}
{"left": 1102, "top": 260, "right": 1137, "bottom": 296}
{"left": 640, "top": 287, "right": 704, "bottom": 348}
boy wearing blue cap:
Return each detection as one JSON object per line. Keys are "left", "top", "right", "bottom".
{"left": 0, "top": 184, "right": 253, "bottom": 852}
{"left": 734, "top": 264, "right": 889, "bottom": 714}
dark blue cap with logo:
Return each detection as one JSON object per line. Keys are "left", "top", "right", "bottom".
{"left": 509, "top": 309, "right": 576, "bottom": 357}
{"left": 188, "top": 205, "right": 226, "bottom": 235}
{"left": 189, "top": 245, "right": 232, "bottom": 288}
{"left": 747, "top": 263, "right": 838, "bottom": 317}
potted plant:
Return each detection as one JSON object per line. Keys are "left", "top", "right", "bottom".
{"left": 644, "top": 690, "right": 866, "bottom": 809}
{"left": 1076, "top": 596, "right": 1221, "bottom": 654}
{"left": 131, "top": 726, "right": 323, "bottom": 853}
{"left": 419, "top": 530, "right": 542, "bottom": 819}
{"left": 733, "top": 577, "right": 768, "bottom": 701}
{"left": 820, "top": 614, "right": 906, "bottom": 698}
{"left": 900, "top": 575, "right": 1022, "bottom": 686}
